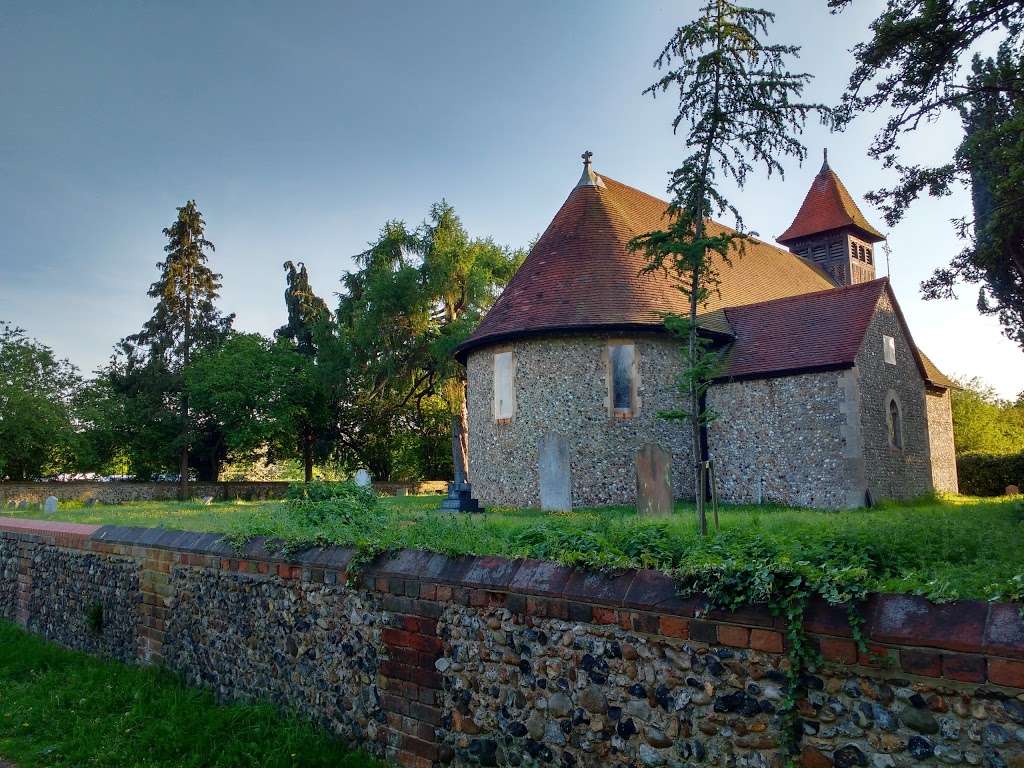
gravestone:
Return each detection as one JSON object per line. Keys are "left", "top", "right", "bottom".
{"left": 16, "top": 500, "right": 29, "bottom": 510}
{"left": 1007, "top": 484, "right": 1021, "bottom": 496}
{"left": 199, "top": 495, "right": 214, "bottom": 506}
{"left": 43, "top": 496, "right": 59, "bottom": 514}
{"left": 539, "top": 432, "right": 571, "bottom": 512}
{"left": 439, "top": 417, "right": 482, "bottom": 512}
{"left": 4, "top": 500, "right": 14, "bottom": 509}
{"left": 636, "top": 444, "right": 672, "bottom": 517}
{"left": 353, "top": 468, "right": 372, "bottom": 488}
{"left": 85, "top": 498, "right": 98, "bottom": 507}
{"left": 396, "top": 487, "right": 408, "bottom": 497}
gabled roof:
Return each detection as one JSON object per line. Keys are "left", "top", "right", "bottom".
{"left": 719, "top": 277, "right": 950, "bottom": 388}
{"left": 455, "top": 169, "right": 834, "bottom": 359}
{"left": 776, "top": 155, "right": 885, "bottom": 245}
{"left": 720, "top": 279, "right": 888, "bottom": 380}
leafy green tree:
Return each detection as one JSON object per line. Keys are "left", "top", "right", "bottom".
{"left": 951, "top": 376, "right": 1024, "bottom": 454}
{"left": 71, "top": 374, "right": 129, "bottom": 475}
{"left": 186, "top": 333, "right": 311, "bottom": 470}
{"left": 112, "top": 200, "right": 233, "bottom": 491}
{"left": 274, "top": 262, "right": 336, "bottom": 482}
{"left": 326, "top": 204, "right": 521, "bottom": 480}
{"left": 0, "top": 322, "right": 81, "bottom": 479}
{"left": 630, "top": 0, "right": 829, "bottom": 533}
{"left": 833, "top": 0, "right": 1024, "bottom": 346}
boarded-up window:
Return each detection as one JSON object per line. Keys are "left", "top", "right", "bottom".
{"left": 609, "top": 343, "right": 636, "bottom": 417}
{"left": 888, "top": 398, "right": 903, "bottom": 449}
{"left": 883, "top": 335, "right": 896, "bottom": 365}
{"left": 493, "top": 351, "right": 515, "bottom": 421}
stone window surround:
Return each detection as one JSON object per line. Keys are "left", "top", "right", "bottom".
{"left": 492, "top": 348, "right": 516, "bottom": 424}
{"left": 883, "top": 334, "right": 896, "bottom": 365}
{"left": 604, "top": 340, "right": 641, "bottom": 419}
{"left": 886, "top": 389, "right": 904, "bottom": 450}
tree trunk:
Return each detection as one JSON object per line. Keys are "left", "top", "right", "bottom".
{"left": 457, "top": 382, "right": 470, "bottom": 482}
{"left": 303, "top": 431, "right": 314, "bottom": 483}
{"left": 178, "top": 445, "right": 189, "bottom": 501}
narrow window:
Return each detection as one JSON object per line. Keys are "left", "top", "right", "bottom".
{"left": 493, "top": 351, "right": 515, "bottom": 422}
{"left": 888, "top": 398, "right": 903, "bottom": 449}
{"left": 609, "top": 343, "right": 636, "bottom": 417}
{"left": 883, "top": 335, "right": 896, "bottom": 365}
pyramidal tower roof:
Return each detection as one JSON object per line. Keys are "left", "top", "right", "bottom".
{"left": 777, "top": 150, "right": 885, "bottom": 245}
{"left": 456, "top": 152, "right": 835, "bottom": 360}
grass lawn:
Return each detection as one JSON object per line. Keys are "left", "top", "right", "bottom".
{"left": 0, "top": 621, "right": 380, "bottom": 768}
{"left": 4, "top": 492, "right": 1023, "bottom": 603}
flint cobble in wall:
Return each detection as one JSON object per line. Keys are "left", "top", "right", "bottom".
{"left": 164, "top": 568, "right": 385, "bottom": 748}
{"left": 0, "top": 538, "right": 17, "bottom": 621}
{"left": 24, "top": 546, "right": 139, "bottom": 662}
{"left": 707, "top": 371, "right": 857, "bottom": 509}
{"left": 466, "top": 334, "right": 694, "bottom": 508}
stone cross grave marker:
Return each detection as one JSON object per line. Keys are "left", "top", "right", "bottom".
{"left": 539, "top": 432, "right": 571, "bottom": 512}
{"left": 354, "top": 468, "right": 372, "bottom": 488}
{"left": 636, "top": 444, "right": 672, "bottom": 517}
{"left": 43, "top": 495, "right": 59, "bottom": 514}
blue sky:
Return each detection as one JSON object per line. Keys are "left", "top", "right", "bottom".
{"left": 2, "top": 1, "right": 1021, "bottom": 398}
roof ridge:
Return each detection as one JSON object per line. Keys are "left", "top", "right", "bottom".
{"left": 723, "top": 276, "right": 888, "bottom": 314}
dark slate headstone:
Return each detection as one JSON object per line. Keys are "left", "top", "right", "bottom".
{"left": 16, "top": 500, "right": 29, "bottom": 510}
{"left": 636, "top": 443, "right": 672, "bottom": 517}
{"left": 538, "top": 432, "right": 571, "bottom": 512}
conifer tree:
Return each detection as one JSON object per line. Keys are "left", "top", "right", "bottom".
{"left": 116, "top": 200, "right": 233, "bottom": 496}
{"left": 630, "top": 0, "right": 829, "bottom": 533}
{"left": 275, "top": 261, "right": 334, "bottom": 482}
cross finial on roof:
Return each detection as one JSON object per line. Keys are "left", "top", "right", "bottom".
{"left": 575, "top": 149, "right": 604, "bottom": 189}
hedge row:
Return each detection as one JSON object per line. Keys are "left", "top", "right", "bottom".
{"left": 956, "top": 451, "right": 1024, "bottom": 496}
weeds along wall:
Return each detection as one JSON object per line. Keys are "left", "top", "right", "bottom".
{"left": 2, "top": 517, "right": 1024, "bottom": 768}
{"left": 0, "top": 480, "right": 446, "bottom": 505}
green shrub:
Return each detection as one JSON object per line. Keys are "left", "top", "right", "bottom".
{"left": 957, "top": 451, "right": 1024, "bottom": 496}
{"left": 286, "top": 479, "right": 377, "bottom": 505}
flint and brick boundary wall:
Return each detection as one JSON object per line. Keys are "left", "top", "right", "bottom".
{"left": 2, "top": 517, "right": 1022, "bottom": 768}
{"left": 0, "top": 480, "right": 446, "bottom": 505}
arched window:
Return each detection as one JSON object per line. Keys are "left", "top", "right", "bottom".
{"left": 888, "top": 397, "right": 903, "bottom": 449}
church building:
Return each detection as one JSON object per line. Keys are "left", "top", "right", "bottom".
{"left": 454, "top": 153, "right": 957, "bottom": 509}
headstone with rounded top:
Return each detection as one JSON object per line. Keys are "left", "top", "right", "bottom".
{"left": 539, "top": 432, "right": 572, "bottom": 512}
{"left": 43, "top": 496, "right": 59, "bottom": 514}
{"left": 353, "top": 468, "right": 372, "bottom": 488}
{"left": 85, "top": 498, "right": 98, "bottom": 507}
{"left": 636, "top": 444, "right": 672, "bottom": 517}
{"left": 1007, "top": 484, "right": 1021, "bottom": 497}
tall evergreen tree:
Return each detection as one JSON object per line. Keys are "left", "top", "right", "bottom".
{"left": 274, "top": 261, "right": 334, "bottom": 482}
{"left": 114, "top": 200, "right": 233, "bottom": 494}
{"left": 833, "top": 0, "right": 1024, "bottom": 346}
{"left": 630, "top": 0, "right": 830, "bottom": 534}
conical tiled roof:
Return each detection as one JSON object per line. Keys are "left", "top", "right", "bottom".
{"left": 777, "top": 154, "right": 885, "bottom": 245}
{"left": 456, "top": 165, "right": 834, "bottom": 359}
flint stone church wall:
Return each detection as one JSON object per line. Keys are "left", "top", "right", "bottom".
{"left": 926, "top": 389, "right": 958, "bottom": 494}
{"left": 1, "top": 519, "right": 1024, "bottom": 768}
{"left": 707, "top": 370, "right": 863, "bottom": 509}
{"left": 466, "top": 334, "right": 695, "bottom": 508}
{"left": 855, "top": 293, "right": 935, "bottom": 502}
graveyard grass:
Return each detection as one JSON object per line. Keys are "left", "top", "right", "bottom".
{"left": 0, "top": 621, "right": 380, "bottom": 768}
{"left": 5, "top": 493, "right": 1023, "bottom": 604}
